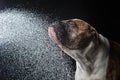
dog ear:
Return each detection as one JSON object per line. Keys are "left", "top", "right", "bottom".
{"left": 88, "top": 25, "right": 98, "bottom": 40}
{"left": 89, "top": 25, "right": 96, "bottom": 34}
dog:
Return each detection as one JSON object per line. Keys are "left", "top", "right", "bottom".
{"left": 48, "top": 19, "right": 120, "bottom": 80}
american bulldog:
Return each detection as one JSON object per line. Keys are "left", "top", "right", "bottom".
{"left": 48, "top": 19, "right": 120, "bottom": 80}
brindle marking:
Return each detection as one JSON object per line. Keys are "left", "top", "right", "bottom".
{"left": 54, "top": 19, "right": 98, "bottom": 49}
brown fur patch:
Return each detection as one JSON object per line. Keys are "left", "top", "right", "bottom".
{"left": 66, "top": 19, "right": 98, "bottom": 49}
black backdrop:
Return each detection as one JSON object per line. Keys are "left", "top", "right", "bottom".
{"left": 0, "top": 0, "right": 119, "bottom": 42}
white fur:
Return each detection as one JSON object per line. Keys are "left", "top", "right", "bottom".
{"left": 61, "top": 34, "right": 110, "bottom": 80}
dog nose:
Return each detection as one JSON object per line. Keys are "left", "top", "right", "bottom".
{"left": 51, "top": 21, "right": 59, "bottom": 26}
{"left": 55, "top": 21, "right": 64, "bottom": 25}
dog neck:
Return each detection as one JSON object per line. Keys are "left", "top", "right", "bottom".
{"left": 60, "top": 34, "right": 110, "bottom": 80}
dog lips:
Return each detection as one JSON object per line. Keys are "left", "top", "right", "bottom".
{"left": 48, "top": 27, "right": 56, "bottom": 38}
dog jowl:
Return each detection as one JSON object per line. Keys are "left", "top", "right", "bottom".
{"left": 48, "top": 19, "right": 120, "bottom": 80}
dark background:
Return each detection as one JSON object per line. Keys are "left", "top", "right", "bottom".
{"left": 0, "top": 0, "right": 119, "bottom": 42}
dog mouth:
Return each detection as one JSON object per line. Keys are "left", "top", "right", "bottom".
{"left": 48, "top": 25, "right": 56, "bottom": 41}
{"left": 48, "top": 21, "right": 69, "bottom": 46}
{"left": 48, "top": 25, "right": 61, "bottom": 45}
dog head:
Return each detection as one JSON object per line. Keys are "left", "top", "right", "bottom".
{"left": 48, "top": 19, "right": 98, "bottom": 50}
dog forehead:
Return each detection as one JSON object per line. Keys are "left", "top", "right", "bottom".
{"left": 72, "top": 19, "right": 89, "bottom": 29}
{"left": 61, "top": 19, "right": 89, "bottom": 30}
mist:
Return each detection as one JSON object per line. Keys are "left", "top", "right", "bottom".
{"left": 0, "top": 9, "right": 75, "bottom": 80}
